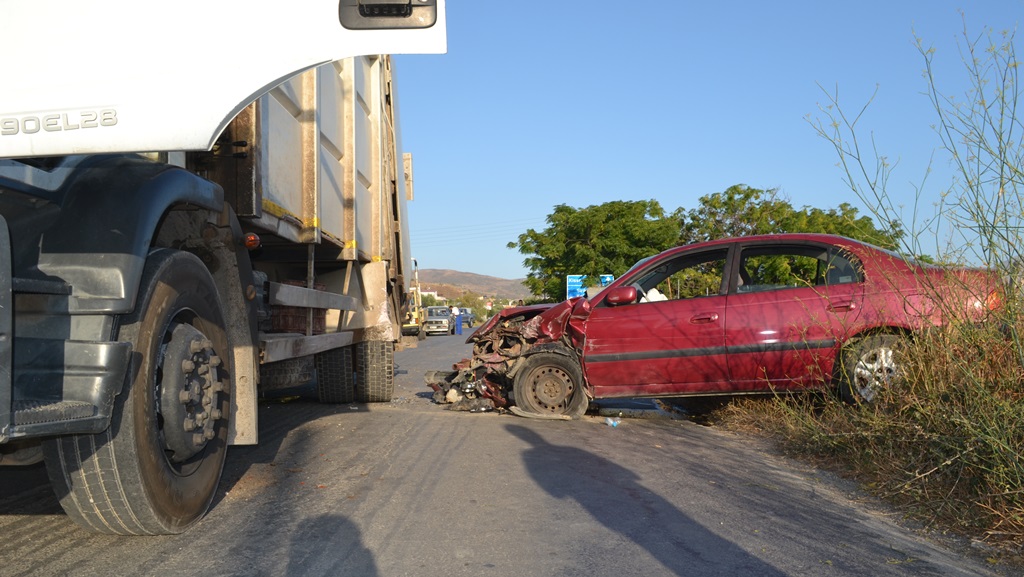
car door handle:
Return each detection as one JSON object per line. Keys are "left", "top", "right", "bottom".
{"left": 690, "top": 313, "right": 720, "bottom": 324}
{"left": 828, "top": 301, "right": 857, "bottom": 312}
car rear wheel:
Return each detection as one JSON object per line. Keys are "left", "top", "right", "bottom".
{"left": 513, "top": 352, "right": 588, "bottom": 419}
{"left": 838, "top": 334, "right": 905, "bottom": 404}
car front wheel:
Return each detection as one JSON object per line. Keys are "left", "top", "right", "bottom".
{"left": 513, "top": 352, "right": 588, "bottom": 419}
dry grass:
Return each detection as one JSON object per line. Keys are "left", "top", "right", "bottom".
{"left": 715, "top": 321, "right": 1024, "bottom": 556}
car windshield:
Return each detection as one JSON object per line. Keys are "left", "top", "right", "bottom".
{"left": 427, "top": 307, "right": 450, "bottom": 317}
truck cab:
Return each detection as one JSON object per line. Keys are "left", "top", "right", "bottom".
{"left": 0, "top": 0, "right": 446, "bottom": 536}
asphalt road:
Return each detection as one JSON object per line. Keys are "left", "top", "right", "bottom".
{"left": 0, "top": 332, "right": 1017, "bottom": 576}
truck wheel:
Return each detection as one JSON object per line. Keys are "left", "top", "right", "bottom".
{"left": 43, "top": 249, "right": 230, "bottom": 535}
{"left": 513, "top": 352, "right": 588, "bottom": 419}
{"left": 315, "top": 347, "right": 355, "bottom": 403}
{"left": 260, "top": 356, "right": 315, "bottom": 390}
{"left": 355, "top": 340, "right": 394, "bottom": 402}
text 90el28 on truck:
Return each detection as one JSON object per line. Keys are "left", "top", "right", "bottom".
{"left": 0, "top": 0, "right": 446, "bottom": 535}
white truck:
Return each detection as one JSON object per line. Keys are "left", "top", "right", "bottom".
{"left": 0, "top": 0, "right": 446, "bottom": 535}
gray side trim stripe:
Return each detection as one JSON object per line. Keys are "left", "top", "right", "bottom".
{"left": 586, "top": 339, "right": 836, "bottom": 364}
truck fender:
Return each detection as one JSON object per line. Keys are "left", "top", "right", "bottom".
{"left": 35, "top": 155, "right": 224, "bottom": 314}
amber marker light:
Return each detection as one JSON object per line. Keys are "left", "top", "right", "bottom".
{"left": 243, "top": 232, "right": 261, "bottom": 250}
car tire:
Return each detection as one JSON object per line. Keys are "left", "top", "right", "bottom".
{"left": 837, "top": 334, "right": 905, "bottom": 404}
{"left": 513, "top": 352, "right": 588, "bottom": 419}
{"left": 315, "top": 347, "right": 355, "bottom": 403}
{"left": 43, "top": 249, "right": 230, "bottom": 535}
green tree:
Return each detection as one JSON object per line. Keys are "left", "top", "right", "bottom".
{"left": 682, "top": 184, "right": 903, "bottom": 249}
{"left": 509, "top": 200, "right": 682, "bottom": 301}
{"left": 512, "top": 188, "right": 903, "bottom": 303}
{"left": 451, "top": 290, "right": 485, "bottom": 314}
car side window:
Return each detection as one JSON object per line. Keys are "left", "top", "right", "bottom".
{"left": 736, "top": 245, "right": 862, "bottom": 294}
{"left": 632, "top": 249, "right": 729, "bottom": 302}
{"left": 821, "top": 251, "right": 861, "bottom": 286}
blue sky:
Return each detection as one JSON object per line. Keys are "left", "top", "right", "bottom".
{"left": 395, "top": 1, "right": 1022, "bottom": 280}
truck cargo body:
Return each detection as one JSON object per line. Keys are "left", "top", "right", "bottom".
{"left": 0, "top": 0, "right": 446, "bottom": 535}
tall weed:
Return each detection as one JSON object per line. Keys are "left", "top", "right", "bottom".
{"left": 747, "top": 18, "right": 1024, "bottom": 550}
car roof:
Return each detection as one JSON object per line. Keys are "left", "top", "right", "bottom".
{"left": 648, "top": 233, "right": 898, "bottom": 261}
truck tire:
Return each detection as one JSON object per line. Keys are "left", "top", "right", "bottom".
{"left": 43, "top": 249, "right": 230, "bottom": 535}
{"left": 355, "top": 340, "right": 394, "bottom": 402}
{"left": 260, "top": 356, "right": 315, "bottom": 390}
{"left": 315, "top": 347, "right": 355, "bottom": 403}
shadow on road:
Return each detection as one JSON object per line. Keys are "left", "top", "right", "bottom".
{"left": 506, "top": 423, "right": 787, "bottom": 577}
{"left": 285, "top": 514, "right": 378, "bottom": 576}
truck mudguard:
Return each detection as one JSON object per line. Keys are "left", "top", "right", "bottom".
{"left": 5, "top": 155, "right": 224, "bottom": 314}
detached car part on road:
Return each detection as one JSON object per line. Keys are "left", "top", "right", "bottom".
{"left": 427, "top": 233, "right": 1003, "bottom": 417}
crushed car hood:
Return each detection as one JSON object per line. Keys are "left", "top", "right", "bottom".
{"left": 468, "top": 298, "right": 587, "bottom": 346}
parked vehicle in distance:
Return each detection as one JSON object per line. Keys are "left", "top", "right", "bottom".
{"left": 424, "top": 306, "right": 456, "bottom": 335}
{"left": 428, "top": 233, "right": 1003, "bottom": 417}
{"left": 460, "top": 307, "right": 476, "bottom": 327}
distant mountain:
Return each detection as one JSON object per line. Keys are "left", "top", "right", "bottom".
{"left": 418, "top": 269, "right": 532, "bottom": 302}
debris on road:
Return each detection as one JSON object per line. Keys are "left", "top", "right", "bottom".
{"left": 424, "top": 360, "right": 509, "bottom": 414}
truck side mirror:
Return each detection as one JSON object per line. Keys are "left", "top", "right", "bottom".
{"left": 340, "top": 0, "right": 438, "bottom": 29}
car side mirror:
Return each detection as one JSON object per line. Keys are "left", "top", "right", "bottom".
{"left": 604, "top": 286, "right": 637, "bottom": 306}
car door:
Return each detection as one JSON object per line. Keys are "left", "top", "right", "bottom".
{"left": 580, "top": 247, "right": 732, "bottom": 398}
{"left": 724, "top": 242, "right": 864, "bottom": 390}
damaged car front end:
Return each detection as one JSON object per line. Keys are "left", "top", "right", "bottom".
{"left": 425, "top": 299, "right": 591, "bottom": 418}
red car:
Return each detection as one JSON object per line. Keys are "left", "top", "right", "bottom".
{"left": 440, "top": 234, "right": 1002, "bottom": 418}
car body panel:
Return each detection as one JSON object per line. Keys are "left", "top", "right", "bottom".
{"left": 724, "top": 284, "right": 859, "bottom": 389}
